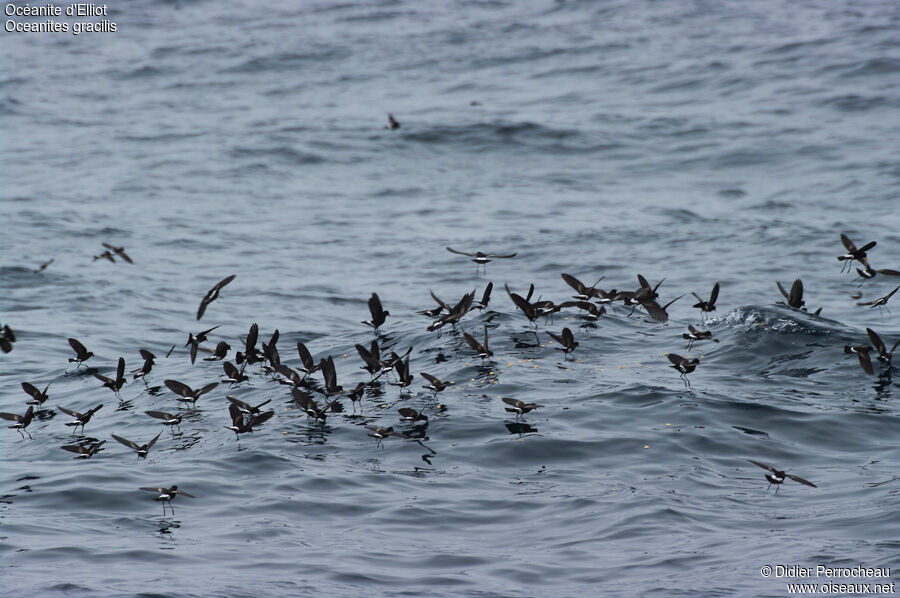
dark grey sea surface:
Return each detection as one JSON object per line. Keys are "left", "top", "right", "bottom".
{"left": 2, "top": 1, "right": 900, "bottom": 596}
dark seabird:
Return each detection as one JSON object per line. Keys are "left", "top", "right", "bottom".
{"left": 667, "top": 353, "right": 699, "bottom": 386}
{"left": 398, "top": 407, "right": 428, "bottom": 423}
{"left": 356, "top": 340, "right": 389, "bottom": 376}
{"left": 843, "top": 343, "right": 874, "bottom": 375}
{"left": 867, "top": 328, "right": 899, "bottom": 365}
{"left": 204, "top": 341, "right": 231, "bottom": 361}
{"left": 261, "top": 329, "right": 281, "bottom": 368}
{"left": 561, "top": 273, "right": 605, "bottom": 301}
{"left": 691, "top": 282, "right": 720, "bottom": 320}
{"left": 140, "top": 485, "right": 195, "bottom": 515}
{"left": 296, "top": 341, "right": 322, "bottom": 377}
{"left": 776, "top": 279, "right": 806, "bottom": 310}
{"left": 420, "top": 372, "right": 451, "bottom": 394}
{"left": 502, "top": 397, "right": 542, "bottom": 419}
{"left": 227, "top": 395, "right": 271, "bottom": 416}
{"left": 58, "top": 404, "right": 103, "bottom": 434}
{"left": 102, "top": 242, "right": 133, "bottom": 264}
{"left": 639, "top": 294, "right": 683, "bottom": 324}
{"left": 225, "top": 403, "right": 274, "bottom": 439}
{"left": 473, "top": 282, "right": 493, "bottom": 310}
{"left": 145, "top": 410, "right": 183, "bottom": 429}
{"left": 390, "top": 354, "right": 414, "bottom": 393}
{"left": 748, "top": 460, "right": 817, "bottom": 492}
{"left": 61, "top": 440, "right": 106, "bottom": 459}
{"left": 132, "top": 349, "right": 156, "bottom": 380}
{"left": 505, "top": 284, "right": 540, "bottom": 325}
{"left": 547, "top": 327, "right": 578, "bottom": 358}
{"left": 463, "top": 325, "right": 493, "bottom": 361}
{"left": 0, "top": 405, "right": 34, "bottom": 438}
{"left": 387, "top": 114, "right": 400, "bottom": 130}
{"left": 319, "top": 355, "right": 343, "bottom": 396}
{"left": 236, "top": 323, "right": 264, "bottom": 365}
{"left": 346, "top": 381, "right": 368, "bottom": 410}
{"left": 362, "top": 293, "right": 390, "bottom": 333}
{"left": 185, "top": 325, "right": 220, "bottom": 365}
{"left": 291, "top": 388, "right": 338, "bottom": 423}
{"left": 196, "top": 274, "right": 236, "bottom": 320}
{"left": 67, "top": 338, "right": 94, "bottom": 365}
{"left": 164, "top": 379, "right": 219, "bottom": 407}
{"left": 222, "top": 361, "right": 249, "bottom": 385}
{"left": 0, "top": 323, "right": 15, "bottom": 353}
{"left": 559, "top": 300, "right": 606, "bottom": 322}
{"left": 21, "top": 381, "right": 51, "bottom": 406}
{"left": 366, "top": 425, "right": 406, "bottom": 448}
{"left": 682, "top": 325, "right": 718, "bottom": 350}
{"left": 94, "top": 357, "right": 127, "bottom": 394}
{"left": 93, "top": 249, "right": 116, "bottom": 263}
{"left": 838, "top": 234, "right": 875, "bottom": 272}
{"left": 112, "top": 431, "right": 162, "bottom": 458}
{"left": 446, "top": 247, "right": 517, "bottom": 265}
{"left": 857, "top": 284, "right": 900, "bottom": 312}
{"left": 34, "top": 258, "right": 54, "bottom": 273}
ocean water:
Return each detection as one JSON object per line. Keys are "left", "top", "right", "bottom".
{"left": 2, "top": 1, "right": 900, "bottom": 596}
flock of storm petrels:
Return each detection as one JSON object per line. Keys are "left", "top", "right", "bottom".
{"left": 2, "top": 234, "right": 899, "bottom": 512}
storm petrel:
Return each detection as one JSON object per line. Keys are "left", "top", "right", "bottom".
{"left": 145, "top": 410, "right": 183, "bottom": 429}
{"left": 140, "top": 485, "right": 195, "bottom": 515}
{"left": 291, "top": 388, "right": 338, "bottom": 423}
{"left": 196, "top": 274, "right": 236, "bottom": 321}
{"left": 164, "top": 379, "right": 219, "bottom": 407}
{"left": 446, "top": 247, "right": 517, "bottom": 265}
{"left": 366, "top": 426, "right": 406, "bottom": 448}
{"left": 561, "top": 273, "right": 605, "bottom": 301}
{"left": 748, "top": 460, "right": 817, "bottom": 492}
{"left": 547, "top": 327, "right": 578, "bottom": 358}
{"left": 0, "top": 323, "right": 15, "bottom": 353}
{"left": 463, "top": 325, "right": 493, "bottom": 361}
{"left": 319, "top": 355, "right": 344, "bottom": 396}
{"left": 94, "top": 357, "right": 127, "bottom": 394}
{"left": 559, "top": 300, "right": 606, "bottom": 322}
{"left": 506, "top": 284, "right": 540, "bottom": 324}
{"left": 204, "top": 341, "right": 231, "bottom": 361}
{"left": 21, "top": 381, "right": 51, "bottom": 406}
{"left": 420, "top": 372, "right": 451, "bottom": 394}
{"left": 227, "top": 396, "right": 272, "bottom": 416}
{"left": 185, "top": 325, "right": 220, "bottom": 365}
{"left": 667, "top": 353, "right": 699, "bottom": 386}
{"left": 132, "top": 349, "right": 156, "bottom": 380}
{"left": 776, "top": 279, "right": 806, "bottom": 310}
{"left": 0, "top": 405, "right": 34, "bottom": 438}
{"left": 222, "top": 361, "right": 249, "bottom": 386}
{"left": 682, "top": 325, "right": 718, "bottom": 350}
{"left": 33, "top": 258, "right": 54, "bottom": 273}
{"left": 102, "top": 242, "right": 133, "bottom": 264}
{"left": 67, "top": 338, "right": 94, "bottom": 366}
{"left": 502, "top": 397, "right": 543, "bottom": 419}
{"left": 236, "top": 323, "right": 264, "bottom": 365}
{"left": 867, "top": 328, "right": 899, "bottom": 365}
{"left": 58, "top": 404, "right": 103, "bottom": 434}
{"left": 112, "top": 431, "right": 162, "bottom": 458}
{"left": 225, "top": 403, "right": 275, "bottom": 439}
{"left": 857, "top": 284, "right": 900, "bottom": 313}
{"left": 691, "top": 282, "right": 720, "bottom": 321}
{"left": 296, "top": 341, "right": 322, "bottom": 377}
{"left": 387, "top": 114, "right": 400, "bottom": 129}
{"left": 398, "top": 407, "right": 428, "bottom": 423}
{"left": 473, "top": 282, "right": 494, "bottom": 310}
{"left": 838, "top": 234, "right": 876, "bottom": 272}
{"left": 843, "top": 343, "right": 874, "bottom": 375}
{"left": 61, "top": 440, "right": 106, "bottom": 459}
{"left": 362, "top": 293, "right": 390, "bottom": 333}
